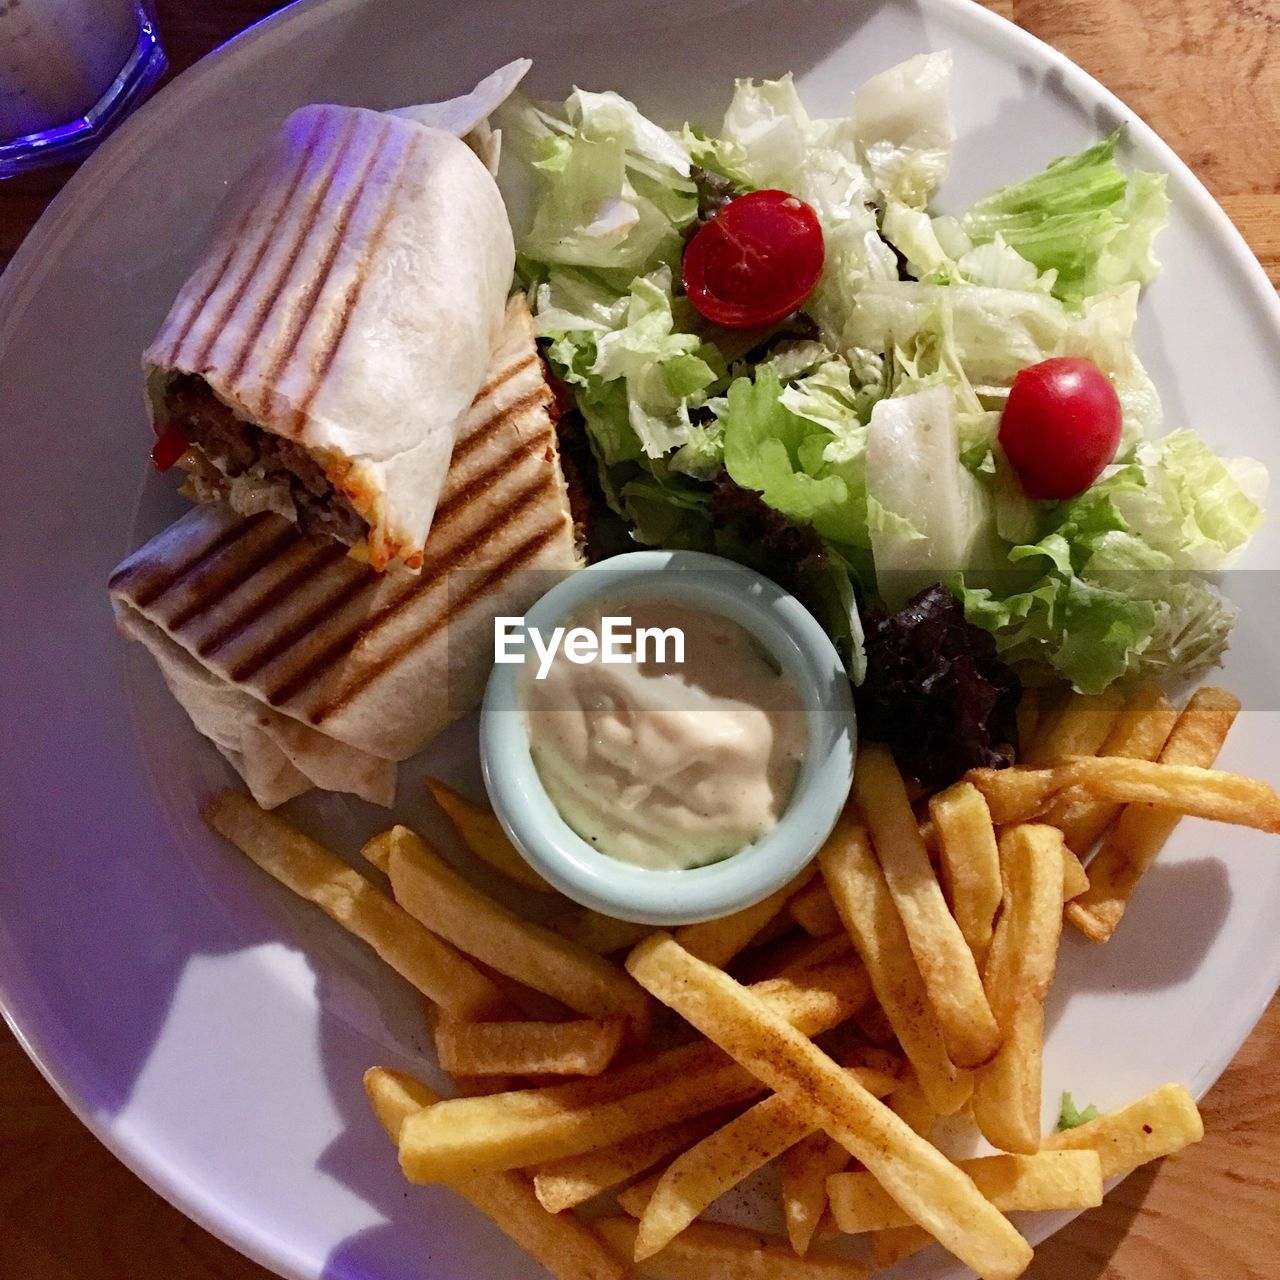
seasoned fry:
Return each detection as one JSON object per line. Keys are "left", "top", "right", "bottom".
{"left": 425, "top": 777, "right": 553, "bottom": 893}
{"left": 929, "top": 782, "right": 1002, "bottom": 967}
{"left": 1044, "top": 684, "right": 1178, "bottom": 853}
{"left": 631, "top": 1064, "right": 900, "bottom": 1259}
{"left": 888, "top": 1074, "right": 937, "bottom": 1137}
{"left": 868, "top": 1086, "right": 1203, "bottom": 1266}
{"left": 434, "top": 1017, "right": 626, "bottom": 1078}
{"left": 1057, "top": 755, "right": 1280, "bottom": 832}
{"left": 397, "top": 954, "right": 872, "bottom": 1181}
{"left": 973, "top": 825, "right": 1065, "bottom": 1154}
{"left": 595, "top": 1217, "right": 872, "bottom": 1280}
{"left": 828, "top": 1150, "right": 1103, "bottom": 1232}
{"left": 533, "top": 1113, "right": 732, "bottom": 1214}
{"left": 367, "top": 826, "right": 651, "bottom": 1034}
{"left": 788, "top": 879, "right": 843, "bottom": 937}
{"left": 363, "top": 1068, "right": 628, "bottom": 1280}
{"left": 780, "top": 1131, "right": 850, "bottom": 1255}
{"left": 853, "top": 746, "right": 1001, "bottom": 1069}
{"left": 872, "top": 1224, "right": 934, "bottom": 1267}
{"left": 1068, "top": 688, "right": 1242, "bottom": 942}
{"left": 1061, "top": 849, "right": 1090, "bottom": 900}
{"left": 854, "top": 1002, "right": 899, "bottom": 1048}
{"left": 1023, "top": 688, "right": 1125, "bottom": 767}
{"left": 626, "top": 935, "right": 1034, "bottom": 1280}
{"left": 202, "top": 792, "right": 506, "bottom": 1021}
{"left": 1015, "top": 687, "right": 1041, "bottom": 753}
{"left": 819, "top": 816, "right": 971, "bottom": 1115}
{"left": 965, "top": 767, "right": 1061, "bottom": 825}
{"left": 547, "top": 906, "right": 655, "bottom": 955}
{"left": 675, "top": 867, "right": 816, "bottom": 968}
{"left": 1043, "top": 1083, "right": 1204, "bottom": 1177}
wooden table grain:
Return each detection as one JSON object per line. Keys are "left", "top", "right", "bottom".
{"left": 1, "top": 2, "right": 1276, "bottom": 1278}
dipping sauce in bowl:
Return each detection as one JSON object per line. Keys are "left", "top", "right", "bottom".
{"left": 480, "top": 550, "right": 855, "bottom": 926}
{"left": 523, "top": 600, "right": 806, "bottom": 870}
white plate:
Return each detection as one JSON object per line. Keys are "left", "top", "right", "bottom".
{"left": 1, "top": 1, "right": 1278, "bottom": 1277}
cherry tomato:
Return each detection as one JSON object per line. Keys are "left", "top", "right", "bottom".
{"left": 682, "top": 189, "right": 824, "bottom": 329}
{"left": 150, "top": 424, "right": 190, "bottom": 472}
{"left": 999, "top": 356, "right": 1123, "bottom": 500}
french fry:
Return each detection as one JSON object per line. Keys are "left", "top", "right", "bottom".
{"left": 853, "top": 746, "right": 1001, "bottom": 1069}
{"left": 675, "top": 866, "right": 816, "bottom": 968}
{"left": 965, "top": 766, "right": 1061, "bottom": 825}
{"left": 788, "top": 879, "right": 844, "bottom": 937}
{"left": 425, "top": 777, "right": 553, "bottom": 893}
{"left": 1061, "top": 850, "right": 1090, "bottom": 900}
{"left": 888, "top": 1074, "right": 938, "bottom": 1137}
{"left": 1044, "top": 684, "right": 1178, "bottom": 854}
{"left": 1057, "top": 755, "right": 1280, "bottom": 832}
{"left": 397, "top": 954, "right": 872, "bottom": 1181}
{"left": 367, "top": 826, "right": 651, "bottom": 1035}
{"left": 1068, "top": 688, "right": 1242, "bottom": 942}
{"left": 872, "top": 1224, "right": 934, "bottom": 1267}
{"left": 929, "top": 782, "right": 1002, "bottom": 968}
{"left": 1015, "top": 687, "right": 1041, "bottom": 753}
{"left": 626, "top": 936, "right": 1034, "bottom": 1280}
{"left": 435, "top": 1018, "right": 626, "bottom": 1078}
{"left": 1043, "top": 1083, "right": 1204, "bottom": 1177}
{"left": 533, "top": 1113, "right": 733, "bottom": 1214}
{"left": 631, "top": 1063, "right": 900, "bottom": 1260}
{"left": 780, "top": 1130, "right": 850, "bottom": 1255}
{"left": 1023, "top": 688, "right": 1126, "bottom": 767}
{"left": 595, "top": 1217, "right": 872, "bottom": 1280}
{"left": 363, "top": 1068, "right": 629, "bottom": 1280}
{"left": 547, "top": 906, "right": 656, "bottom": 955}
{"left": 973, "top": 825, "right": 1065, "bottom": 1154}
{"left": 854, "top": 1002, "right": 899, "bottom": 1048}
{"left": 202, "top": 792, "right": 507, "bottom": 1022}
{"left": 819, "top": 816, "right": 971, "bottom": 1115}
{"left": 828, "top": 1150, "right": 1103, "bottom": 1232}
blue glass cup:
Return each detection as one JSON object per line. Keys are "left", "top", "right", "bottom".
{"left": 0, "top": 1, "right": 166, "bottom": 178}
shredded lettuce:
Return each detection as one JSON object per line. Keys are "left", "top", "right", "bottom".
{"left": 960, "top": 130, "right": 1169, "bottom": 304}
{"left": 960, "top": 433, "right": 1265, "bottom": 690}
{"left": 506, "top": 66, "right": 1262, "bottom": 701}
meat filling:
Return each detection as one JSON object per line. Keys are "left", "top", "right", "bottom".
{"left": 165, "top": 374, "right": 368, "bottom": 546}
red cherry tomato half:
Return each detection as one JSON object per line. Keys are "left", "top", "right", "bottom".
{"left": 998, "top": 356, "right": 1123, "bottom": 501}
{"left": 150, "top": 424, "right": 190, "bottom": 473}
{"left": 682, "top": 189, "right": 825, "bottom": 329}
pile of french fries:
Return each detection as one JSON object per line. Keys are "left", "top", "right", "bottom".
{"left": 203, "top": 680, "right": 1280, "bottom": 1280}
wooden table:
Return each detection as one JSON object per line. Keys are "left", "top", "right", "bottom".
{"left": 1, "top": 2, "right": 1276, "bottom": 1277}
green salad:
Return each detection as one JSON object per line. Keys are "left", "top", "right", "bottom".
{"left": 493, "top": 52, "right": 1267, "bottom": 705}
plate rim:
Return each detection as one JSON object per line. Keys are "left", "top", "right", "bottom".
{"left": 0, "top": 1, "right": 1277, "bottom": 1277}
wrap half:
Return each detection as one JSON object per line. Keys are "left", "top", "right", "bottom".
{"left": 114, "top": 298, "right": 584, "bottom": 807}
{"left": 145, "top": 66, "right": 527, "bottom": 572}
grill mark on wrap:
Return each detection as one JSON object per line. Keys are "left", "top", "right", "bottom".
{"left": 257, "top": 114, "right": 397, "bottom": 402}
{"left": 442, "top": 387, "right": 549, "bottom": 475}
{"left": 473, "top": 353, "right": 537, "bottom": 405}
{"left": 110, "top": 513, "right": 271, "bottom": 607}
{"left": 168, "top": 522, "right": 304, "bottom": 630}
{"left": 261, "top": 471, "right": 556, "bottom": 706}
{"left": 290, "top": 129, "right": 424, "bottom": 432}
{"left": 196, "top": 538, "right": 353, "bottom": 658}
{"left": 311, "top": 518, "right": 567, "bottom": 721}
{"left": 225, "top": 110, "right": 365, "bottom": 386}
{"left": 432, "top": 429, "right": 548, "bottom": 525}
{"left": 190, "top": 113, "right": 330, "bottom": 373}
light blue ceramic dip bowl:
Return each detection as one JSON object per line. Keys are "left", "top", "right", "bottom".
{"left": 479, "top": 550, "right": 856, "bottom": 925}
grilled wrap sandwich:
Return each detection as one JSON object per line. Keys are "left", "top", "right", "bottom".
{"left": 112, "top": 298, "right": 584, "bottom": 807}
{"left": 144, "top": 65, "right": 529, "bottom": 572}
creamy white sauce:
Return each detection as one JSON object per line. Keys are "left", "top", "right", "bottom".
{"left": 522, "top": 599, "right": 806, "bottom": 870}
